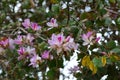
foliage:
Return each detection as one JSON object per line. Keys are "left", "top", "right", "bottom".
{"left": 0, "top": 0, "right": 120, "bottom": 80}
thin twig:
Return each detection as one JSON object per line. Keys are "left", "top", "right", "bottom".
{"left": 67, "top": 1, "right": 70, "bottom": 25}
{"left": 104, "top": 8, "right": 119, "bottom": 15}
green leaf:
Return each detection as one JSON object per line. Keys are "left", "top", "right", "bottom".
{"left": 92, "top": 57, "right": 103, "bottom": 67}
{"left": 38, "top": 42, "right": 47, "bottom": 50}
{"left": 46, "top": 27, "right": 61, "bottom": 36}
{"left": 80, "top": 13, "right": 88, "bottom": 20}
{"left": 110, "top": 55, "right": 120, "bottom": 62}
{"left": 104, "top": 17, "right": 112, "bottom": 26}
{"left": 22, "top": 0, "right": 31, "bottom": 9}
{"left": 106, "top": 41, "right": 116, "bottom": 49}
{"left": 117, "top": 17, "right": 120, "bottom": 24}
{"left": 85, "top": 21, "right": 94, "bottom": 28}
{"left": 78, "top": 53, "right": 85, "bottom": 60}
{"left": 52, "top": 4, "right": 60, "bottom": 14}
{"left": 99, "top": 9, "right": 107, "bottom": 16}
{"left": 111, "top": 48, "right": 120, "bottom": 54}
{"left": 48, "top": 59, "right": 56, "bottom": 68}
{"left": 70, "top": 27, "right": 79, "bottom": 38}
{"left": 47, "top": 69, "right": 55, "bottom": 80}
{"left": 50, "top": 0, "right": 58, "bottom": 4}
{"left": 106, "top": 58, "right": 113, "bottom": 65}
{"left": 109, "top": 0, "right": 116, "bottom": 3}
{"left": 57, "top": 58, "right": 64, "bottom": 68}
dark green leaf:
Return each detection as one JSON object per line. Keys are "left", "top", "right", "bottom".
{"left": 92, "top": 57, "right": 103, "bottom": 67}
{"left": 106, "top": 41, "right": 116, "bottom": 50}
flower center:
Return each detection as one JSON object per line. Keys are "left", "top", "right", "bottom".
{"left": 58, "top": 37, "right": 62, "bottom": 42}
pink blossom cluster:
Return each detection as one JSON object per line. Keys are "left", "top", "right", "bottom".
{"left": 0, "top": 33, "right": 52, "bottom": 68}
{"left": 0, "top": 18, "right": 101, "bottom": 70}
{"left": 17, "top": 46, "right": 41, "bottom": 68}
{"left": 14, "top": 34, "right": 34, "bottom": 45}
{"left": 48, "top": 33, "right": 78, "bottom": 54}
{"left": 47, "top": 18, "right": 58, "bottom": 29}
{"left": 15, "top": 18, "right": 58, "bottom": 67}
{"left": 81, "top": 31, "right": 100, "bottom": 46}
{"left": 17, "top": 46, "right": 52, "bottom": 68}
{"left": 22, "top": 19, "right": 41, "bottom": 31}
{"left": 14, "top": 34, "right": 53, "bottom": 68}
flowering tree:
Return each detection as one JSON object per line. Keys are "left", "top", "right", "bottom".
{"left": 0, "top": 0, "right": 120, "bottom": 80}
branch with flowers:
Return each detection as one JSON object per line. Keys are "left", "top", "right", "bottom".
{"left": 0, "top": 17, "right": 120, "bottom": 79}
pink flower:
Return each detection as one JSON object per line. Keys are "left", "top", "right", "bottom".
{"left": 17, "top": 47, "right": 26, "bottom": 60}
{"left": 95, "top": 37, "right": 100, "bottom": 42}
{"left": 82, "top": 31, "right": 94, "bottom": 46}
{"left": 25, "top": 46, "right": 36, "bottom": 55}
{"left": 8, "top": 38, "right": 15, "bottom": 49}
{"left": 31, "top": 22, "right": 41, "bottom": 31}
{"left": 82, "top": 31, "right": 100, "bottom": 46}
{"left": 17, "top": 46, "right": 36, "bottom": 60}
{"left": 14, "top": 35, "right": 23, "bottom": 45}
{"left": 48, "top": 33, "right": 78, "bottom": 53}
{"left": 22, "top": 19, "right": 31, "bottom": 29}
{"left": 63, "top": 36, "right": 78, "bottom": 51}
{"left": 0, "top": 38, "right": 9, "bottom": 48}
{"left": 48, "top": 34, "right": 65, "bottom": 53}
{"left": 48, "top": 33, "right": 65, "bottom": 48}
{"left": 47, "top": 18, "right": 58, "bottom": 28}
{"left": 41, "top": 50, "right": 53, "bottom": 60}
{"left": 22, "top": 19, "right": 42, "bottom": 31}
{"left": 14, "top": 34, "right": 34, "bottom": 45}
{"left": 23, "top": 34, "right": 34, "bottom": 44}
{"left": 29, "top": 54, "right": 41, "bottom": 68}
{"left": 17, "top": 47, "right": 25, "bottom": 55}
{"left": 101, "top": 52, "right": 107, "bottom": 55}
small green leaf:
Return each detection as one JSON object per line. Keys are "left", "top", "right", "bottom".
{"left": 47, "top": 27, "right": 61, "bottom": 36}
{"left": 92, "top": 57, "right": 103, "bottom": 67}
{"left": 111, "top": 48, "right": 120, "bottom": 54}
{"left": 117, "top": 17, "right": 120, "bottom": 24}
{"left": 106, "top": 41, "right": 116, "bottom": 49}
{"left": 48, "top": 59, "right": 56, "bottom": 68}
{"left": 57, "top": 58, "right": 64, "bottom": 68}
{"left": 70, "top": 27, "right": 79, "bottom": 38}
{"left": 99, "top": 9, "right": 107, "bottom": 16}
{"left": 109, "top": 0, "right": 116, "bottom": 3}
{"left": 47, "top": 69, "right": 55, "bottom": 80}
{"left": 104, "top": 17, "right": 112, "bottom": 26}
{"left": 38, "top": 42, "right": 47, "bottom": 50}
